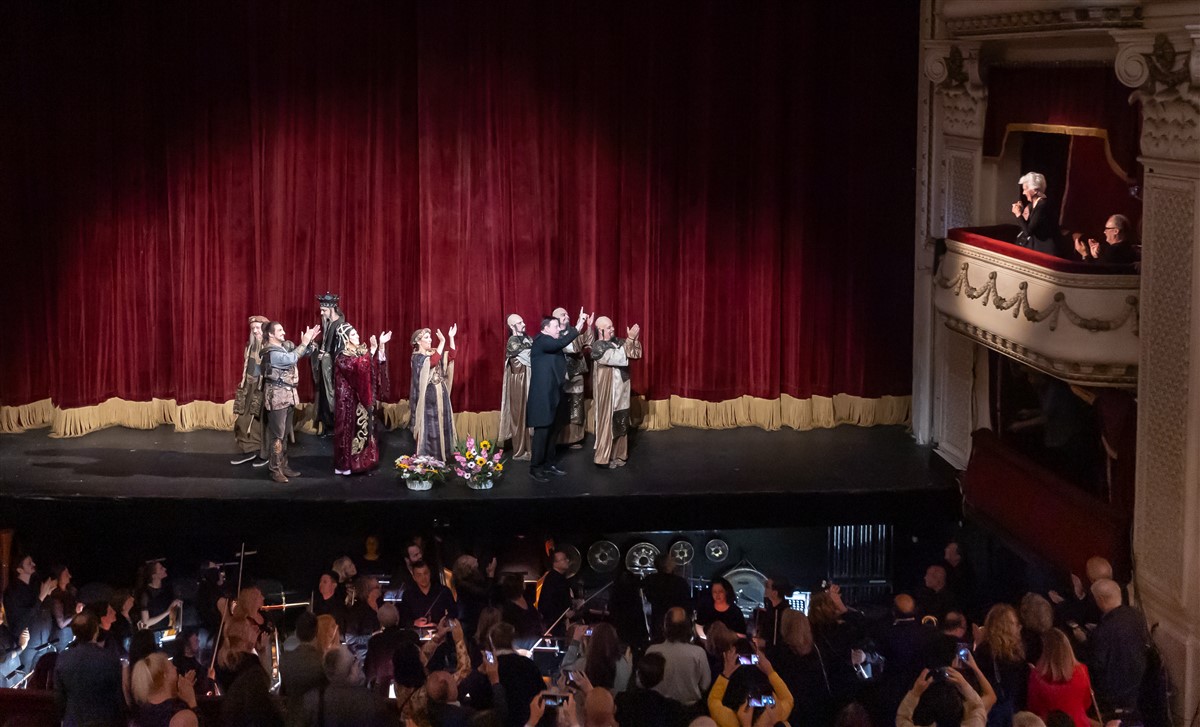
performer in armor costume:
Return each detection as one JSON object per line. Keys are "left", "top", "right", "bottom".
{"left": 261, "top": 321, "right": 319, "bottom": 483}
{"left": 333, "top": 325, "right": 392, "bottom": 475}
{"left": 552, "top": 306, "right": 594, "bottom": 448}
{"left": 499, "top": 314, "right": 533, "bottom": 460}
{"left": 590, "top": 318, "right": 642, "bottom": 467}
{"left": 410, "top": 324, "right": 457, "bottom": 461}
{"left": 231, "top": 315, "right": 270, "bottom": 466}
{"left": 311, "top": 292, "right": 352, "bottom": 436}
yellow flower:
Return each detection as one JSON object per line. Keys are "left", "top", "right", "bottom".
{"left": 480, "top": 440, "right": 491, "bottom": 450}
{"left": 496, "top": 464, "right": 504, "bottom": 472}
{"left": 400, "top": 463, "right": 409, "bottom": 470}
{"left": 475, "top": 456, "right": 486, "bottom": 466}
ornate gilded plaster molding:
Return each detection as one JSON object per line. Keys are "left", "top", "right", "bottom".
{"left": 1112, "top": 28, "right": 1200, "bottom": 163}
{"left": 944, "top": 3, "right": 1141, "bottom": 38}
{"left": 942, "top": 317, "right": 1138, "bottom": 386}
{"left": 935, "top": 260, "right": 1140, "bottom": 334}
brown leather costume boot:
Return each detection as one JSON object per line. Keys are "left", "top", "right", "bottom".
{"left": 281, "top": 453, "right": 301, "bottom": 479}
{"left": 269, "top": 440, "right": 288, "bottom": 483}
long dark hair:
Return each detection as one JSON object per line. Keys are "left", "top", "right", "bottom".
{"left": 584, "top": 622, "right": 622, "bottom": 690}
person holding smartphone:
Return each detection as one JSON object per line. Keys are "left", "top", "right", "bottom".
{"left": 708, "top": 639, "right": 794, "bottom": 727}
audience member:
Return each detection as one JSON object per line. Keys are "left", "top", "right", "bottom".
{"left": 390, "top": 632, "right": 427, "bottom": 719}
{"left": 646, "top": 607, "right": 711, "bottom": 708}
{"left": 452, "top": 553, "right": 496, "bottom": 638}
{"left": 1026, "top": 628, "right": 1091, "bottom": 727}
{"left": 614, "top": 652, "right": 688, "bottom": 727}
{"left": 312, "top": 570, "right": 348, "bottom": 632}
{"left": 1011, "top": 171, "right": 1057, "bottom": 255}
{"left": 1012, "top": 712, "right": 1047, "bottom": 727}
{"left": 489, "top": 621, "right": 545, "bottom": 727}
{"left": 583, "top": 686, "right": 617, "bottom": 727}
{"left": 643, "top": 553, "right": 691, "bottom": 638}
{"left": 808, "top": 585, "right": 868, "bottom": 705}
{"left": 1049, "top": 556, "right": 1112, "bottom": 629}
{"left": 765, "top": 608, "right": 834, "bottom": 725}
{"left": 561, "top": 622, "right": 631, "bottom": 694}
{"left": 875, "top": 593, "right": 942, "bottom": 721}
{"left": 53, "top": 611, "right": 125, "bottom": 727}
{"left": 703, "top": 621, "right": 737, "bottom": 686}
{"left": 136, "top": 560, "right": 181, "bottom": 633}
{"left": 4, "top": 553, "right": 54, "bottom": 671}
{"left": 296, "top": 645, "right": 392, "bottom": 727}
{"left": 943, "top": 540, "right": 977, "bottom": 619}
{"left": 833, "top": 703, "right": 872, "bottom": 727}
{"left": 1085, "top": 578, "right": 1147, "bottom": 717}
{"left": 426, "top": 654, "right": 506, "bottom": 727}
{"left": 171, "top": 629, "right": 213, "bottom": 698}
{"left": 315, "top": 613, "right": 342, "bottom": 654}
{"left": 280, "top": 611, "right": 326, "bottom": 718}
{"left": 363, "top": 602, "right": 405, "bottom": 693}
{"left": 696, "top": 577, "right": 747, "bottom": 636}
{"left": 45, "top": 564, "right": 78, "bottom": 651}
{"left": 130, "top": 651, "right": 199, "bottom": 727}
{"left": 974, "top": 603, "right": 1028, "bottom": 725}
{"left": 708, "top": 639, "right": 794, "bottom": 727}
{"left": 1075, "top": 214, "right": 1138, "bottom": 265}
{"left": 1018, "top": 593, "right": 1054, "bottom": 665}
{"left": 896, "top": 667, "right": 986, "bottom": 727}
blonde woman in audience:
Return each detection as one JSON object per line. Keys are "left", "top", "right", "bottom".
{"left": 130, "top": 652, "right": 199, "bottom": 727}
{"left": 974, "top": 603, "right": 1028, "bottom": 720}
{"left": 316, "top": 613, "right": 342, "bottom": 653}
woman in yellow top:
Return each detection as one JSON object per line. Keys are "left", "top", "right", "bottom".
{"left": 708, "top": 638, "right": 794, "bottom": 727}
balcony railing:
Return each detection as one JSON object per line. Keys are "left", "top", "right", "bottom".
{"left": 935, "top": 225, "right": 1139, "bottom": 387}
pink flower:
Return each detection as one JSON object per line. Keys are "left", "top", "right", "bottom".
{"left": 493, "top": 453, "right": 501, "bottom": 463}
{"left": 466, "top": 437, "right": 475, "bottom": 449}
{"left": 455, "top": 468, "right": 465, "bottom": 477}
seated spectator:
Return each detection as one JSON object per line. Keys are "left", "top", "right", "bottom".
{"left": 296, "top": 645, "right": 392, "bottom": 727}
{"left": 0, "top": 622, "right": 29, "bottom": 687}
{"left": 915, "top": 564, "right": 959, "bottom": 623}
{"left": 765, "top": 608, "right": 834, "bottom": 725}
{"left": 615, "top": 652, "right": 688, "bottom": 727}
{"left": 643, "top": 552, "right": 693, "bottom": 641}
{"left": 1043, "top": 712, "right": 1074, "bottom": 727}
{"left": 489, "top": 621, "right": 545, "bottom": 727}
{"left": 400, "top": 560, "right": 455, "bottom": 627}
{"left": 974, "top": 603, "right": 1028, "bottom": 725}
{"left": 708, "top": 639, "right": 794, "bottom": 727}
{"left": 1026, "top": 628, "right": 1091, "bottom": 727}
{"left": 896, "top": 667, "right": 987, "bottom": 727}
{"left": 316, "top": 613, "right": 342, "bottom": 654}
{"left": 312, "top": 570, "right": 348, "bottom": 633}
{"left": 560, "top": 622, "right": 631, "bottom": 694}
{"left": 754, "top": 575, "right": 792, "bottom": 649}
{"left": 130, "top": 651, "right": 199, "bottom": 727}
{"left": 280, "top": 611, "right": 326, "bottom": 716}
{"left": 170, "top": 629, "right": 213, "bottom": 697}
{"left": 499, "top": 572, "right": 542, "bottom": 640}
{"left": 1084, "top": 578, "right": 1147, "bottom": 717}
{"left": 215, "top": 632, "right": 262, "bottom": 695}
{"left": 1073, "top": 214, "right": 1139, "bottom": 265}
{"left": 364, "top": 602, "right": 407, "bottom": 694}
{"left": 53, "top": 610, "right": 125, "bottom": 727}
{"left": 696, "top": 578, "right": 747, "bottom": 637}
{"left": 646, "top": 607, "right": 711, "bottom": 707}
{"left": 1018, "top": 593, "right": 1054, "bottom": 665}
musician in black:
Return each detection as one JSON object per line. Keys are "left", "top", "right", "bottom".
{"left": 536, "top": 549, "right": 576, "bottom": 637}
{"left": 398, "top": 561, "right": 455, "bottom": 627}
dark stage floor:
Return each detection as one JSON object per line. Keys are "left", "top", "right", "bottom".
{"left": 0, "top": 423, "right": 956, "bottom": 530}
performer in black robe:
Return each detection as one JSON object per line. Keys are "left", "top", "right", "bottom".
{"left": 311, "top": 292, "right": 352, "bottom": 436}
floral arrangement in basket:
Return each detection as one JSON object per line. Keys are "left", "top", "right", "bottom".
{"left": 453, "top": 437, "right": 506, "bottom": 490}
{"left": 394, "top": 455, "right": 449, "bottom": 491}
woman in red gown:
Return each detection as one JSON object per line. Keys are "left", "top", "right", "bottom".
{"left": 333, "top": 326, "right": 391, "bottom": 475}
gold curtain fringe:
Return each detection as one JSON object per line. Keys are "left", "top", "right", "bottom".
{"left": 0, "top": 398, "right": 55, "bottom": 433}
{"left": 2, "top": 393, "right": 911, "bottom": 440}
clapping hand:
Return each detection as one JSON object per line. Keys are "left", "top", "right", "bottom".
{"left": 435, "top": 329, "right": 446, "bottom": 344}
{"left": 369, "top": 334, "right": 378, "bottom": 355}
{"left": 1074, "top": 237, "right": 1088, "bottom": 259}
{"left": 627, "top": 324, "right": 640, "bottom": 340}
{"left": 1011, "top": 202, "right": 1023, "bottom": 217}
{"left": 576, "top": 307, "right": 588, "bottom": 329}
{"left": 448, "top": 323, "right": 457, "bottom": 339}
{"left": 1088, "top": 238, "right": 1101, "bottom": 259}
{"left": 300, "top": 324, "right": 321, "bottom": 347}
{"left": 39, "top": 578, "right": 56, "bottom": 600}
{"left": 380, "top": 330, "right": 393, "bottom": 345}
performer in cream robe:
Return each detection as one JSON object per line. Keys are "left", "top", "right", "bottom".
{"left": 552, "top": 306, "right": 594, "bottom": 448}
{"left": 410, "top": 325, "right": 457, "bottom": 461}
{"left": 590, "top": 318, "right": 642, "bottom": 468}
{"left": 499, "top": 314, "right": 533, "bottom": 460}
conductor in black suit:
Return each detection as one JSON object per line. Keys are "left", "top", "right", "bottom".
{"left": 527, "top": 307, "right": 590, "bottom": 482}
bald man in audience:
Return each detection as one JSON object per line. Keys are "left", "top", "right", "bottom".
{"left": 877, "top": 593, "right": 941, "bottom": 719}
{"left": 584, "top": 687, "right": 617, "bottom": 727}
{"left": 1050, "top": 555, "right": 1118, "bottom": 628}
{"left": 646, "top": 607, "right": 711, "bottom": 707}
{"left": 1085, "top": 578, "right": 1148, "bottom": 716}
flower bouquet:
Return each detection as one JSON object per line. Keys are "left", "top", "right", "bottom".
{"left": 453, "top": 437, "right": 506, "bottom": 490}
{"left": 394, "top": 455, "right": 449, "bottom": 491}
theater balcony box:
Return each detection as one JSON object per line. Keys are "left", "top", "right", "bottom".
{"left": 935, "top": 225, "right": 1139, "bottom": 387}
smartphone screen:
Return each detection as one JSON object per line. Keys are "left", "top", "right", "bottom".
{"left": 585, "top": 628, "right": 593, "bottom": 636}
{"left": 484, "top": 650, "right": 495, "bottom": 664}
{"left": 737, "top": 654, "right": 759, "bottom": 666}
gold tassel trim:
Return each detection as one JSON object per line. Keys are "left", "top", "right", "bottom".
{"left": 3, "top": 393, "right": 911, "bottom": 440}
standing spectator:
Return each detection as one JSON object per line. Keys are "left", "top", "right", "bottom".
{"left": 1011, "top": 172, "right": 1057, "bottom": 255}
{"left": 280, "top": 612, "right": 325, "bottom": 718}
{"left": 915, "top": 564, "right": 959, "bottom": 623}
{"left": 765, "top": 609, "right": 835, "bottom": 726}
{"left": 703, "top": 622, "right": 737, "bottom": 686}
{"left": 755, "top": 576, "right": 792, "bottom": 649}
{"left": 53, "top": 611, "right": 125, "bottom": 727}
{"left": 943, "top": 540, "right": 977, "bottom": 619}
{"left": 561, "top": 622, "right": 631, "bottom": 694}
{"left": 499, "top": 573, "right": 542, "bottom": 640}
{"left": 220, "top": 632, "right": 283, "bottom": 727}
{"left": 1026, "top": 629, "right": 1091, "bottom": 727}
{"left": 643, "top": 553, "right": 693, "bottom": 641}
{"left": 975, "top": 603, "right": 1029, "bottom": 726}
{"left": 46, "top": 564, "right": 79, "bottom": 651}
{"left": 451, "top": 554, "right": 496, "bottom": 638}
{"left": 4, "top": 553, "right": 54, "bottom": 671}
{"left": 646, "top": 607, "right": 711, "bottom": 708}
{"left": 615, "top": 652, "right": 688, "bottom": 727}
{"left": 130, "top": 652, "right": 199, "bottom": 727}
{"left": 296, "top": 646, "right": 391, "bottom": 727}
{"left": 875, "top": 594, "right": 942, "bottom": 722}
{"left": 1018, "top": 593, "right": 1054, "bottom": 665}
{"left": 364, "top": 603, "right": 407, "bottom": 695}
{"left": 1084, "top": 578, "right": 1147, "bottom": 717}
{"left": 708, "top": 640, "right": 794, "bottom": 727}
{"left": 696, "top": 578, "right": 747, "bottom": 636}
{"left": 488, "top": 622, "right": 545, "bottom": 727}
{"left": 808, "top": 585, "right": 868, "bottom": 705}
{"left": 896, "top": 666, "right": 991, "bottom": 727}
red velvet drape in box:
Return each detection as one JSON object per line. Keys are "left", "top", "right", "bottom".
{"left": 0, "top": 1, "right": 917, "bottom": 416}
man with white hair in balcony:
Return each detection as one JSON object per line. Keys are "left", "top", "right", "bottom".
{"left": 1011, "top": 171, "right": 1058, "bottom": 255}
{"left": 1083, "top": 578, "right": 1148, "bottom": 717}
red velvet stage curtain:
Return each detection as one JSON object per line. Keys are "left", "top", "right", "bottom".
{"left": 0, "top": 1, "right": 917, "bottom": 415}
{"left": 1061, "top": 135, "right": 1143, "bottom": 241}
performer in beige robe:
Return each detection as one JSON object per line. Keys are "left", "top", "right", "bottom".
{"left": 552, "top": 306, "right": 594, "bottom": 448}
{"left": 410, "top": 325, "right": 457, "bottom": 462}
{"left": 590, "top": 318, "right": 642, "bottom": 468}
{"left": 231, "top": 315, "right": 270, "bottom": 466}
{"left": 499, "top": 314, "right": 533, "bottom": 460}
